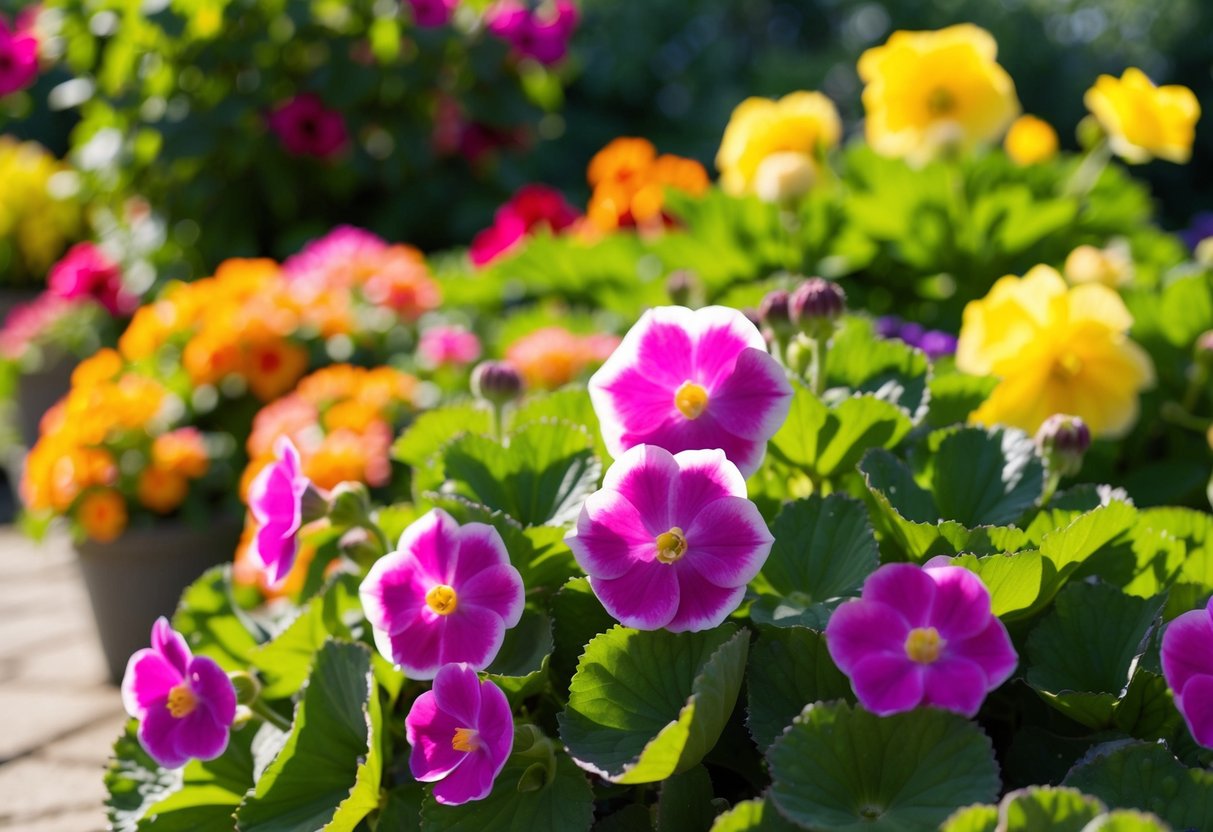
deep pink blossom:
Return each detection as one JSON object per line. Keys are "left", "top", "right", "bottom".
{"left": 826, "top": 563, "right": 1018, "bottom": 717}
{"left": 470, "top": 184, "right": 580, "bottom": 266}
{"left": 407, "top": 0, "right": 458, "bottom": 27}
{"left": 419, "top": 326, "right": 482, "bottom": 368}
{"left": 588, "top": 305, "right": 793, "bottom": 478}
{"left": 359, "top": 509, "right": 525, "bottom": 680}
{"left": 0, "top": 15, "right": 38, "bottom": 97}
{"left": 566, "top": 445, "right": 773, "bottom": 632}
{"left": 47, "top": 242, "right": 134, "bottom": 315}
{"left": 120, "top": 617, "right": 237, "bottom": 768}
{"left": 485, "top": 0, "right": 578, "bottom": 65}
{"left": 248, "top": 437, "right": 314, "bottom": 586}
{"left": 406, "top": 663, "right": 514, "bottom": 805}
{"left": 0, "top": 293, "right": 85, "bottom": 360}
{"left": 1162, "top": 598, "right": 1213, "bottom": 748}
{"left": 267, "top": 94, "right": 349, "bottom": 158}
{"left": 282, "top": 225, "right": 387, "bottom": 287}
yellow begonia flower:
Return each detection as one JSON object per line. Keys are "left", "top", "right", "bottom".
{"left": 858, "top": 24, "right": 1020, "bottom": 166}
{"left": 1004, "top": 114, "right": 1059, "bottom": 165}
{"left": 715, "top": 91, "right": 841, "bottom": 199}
{"left": 1084, "top": 68, "right": 1200, "bottom": 164}
{"left": 956, "top": 265, "right": 1153, "bottom": 438}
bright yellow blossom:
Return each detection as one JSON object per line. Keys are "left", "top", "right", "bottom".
{"left": 1084, "top": 68, "right": 1200, "bottom": 164}
{"left": 1004, "top": 115, "right": 1059, "bottom": 165}
{"left": 858, "top": 24, "right": 1020, "bottom": 165}
{"left": 716, "top": 92, "right": 842, "bottom": 199}
{"left": 957, "top": 265, "right": 1153, "bottom": 437}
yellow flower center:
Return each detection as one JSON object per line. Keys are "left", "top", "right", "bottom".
{"left": 927, "top": 87, "right": 957, "bottom": 116}
{"left": 904, "top": 627, "right": 946, "bottom": 664}
{"left": 452, "top": 727, "right": 480, "bottom": 753}
{"left": 166, "top": 683, "right": 198, "bottom": 718}
{"left": 674, "top": 381, "right": 709, "bottom": 420}
{"left": 425, "top": 584, "right": 458, "bottom": 616}
{"left": 655, "top": 527, "right": 688, "bottom": 564}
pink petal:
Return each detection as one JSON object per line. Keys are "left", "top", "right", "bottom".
{"left": 121, "top": 650, "right": 180, "bottom": 719}
{"left": 681, "top": 496, "right": 774, "bottom": 589}
{"left": 690, "top": 306, "right": 769, "bottom": 389}
{"left": 374, "top": 611, "right": 445, "bottom": 680}
{"left": 457, "top": 564, "right": 525, "bottom": 629}
{"left": 432, "top": 752, "right": 499, "bottom": 805}
{"left": 638, "top": 410, "right": 768, "bottom": 478}
{"left": 590, "top": 559, "right": 680, "bottom": 630}
{"left": 151, "top": 617, "right": 192, "bottom": 676}
{"left": 449, "top": 522, "right": 512, "bottom": 588}
{"left": 591, "top": 366, "right": 681, "bottom": 458}
{"left": 406, "top": 691, "right": 469, "bottom": 781}
{"left": 176, "top": 706, "right": 231, "bottom": 762}
{"left": 437, "top": 605, "right": 508, "bottom": 669}
{"left": 395, "top": 508, "right": 463, "bottom": 584}
{"left": 923, "top": 566, "right": 996, "bottom": 641}
{"left": 1177, "top": 674, "right": 1213, "bottom": 749}
{"left": 189, "top": 656, "right": 238, "bottom": 728}
{"left": 625, "top": 307, "right": 699, "bottom": 388}
{"left": 431, "top": 664, "right": 483, "bottom": 733}
{"left": 862, "top": 563, "right": 937, "bottom": 629}
{"left": 666, "top": 564, "right": 747, "bottom": 632}
{"left": 950, "top": 617, "right": 1018, "bottom": 690}
{"left": 138, "top": 706, "right": 190, "bottom": 769}
{"left": 601, "top": 445, "right": 679, "bottom": 532}
{"left": 825, "top": 599, "right": 911, "bottom": 675}
{"left": 848, "top": 653, "right": 926, "bottom": 715}
{"left": 475, "top": 678, "right": 515, "bottom": 763}
{"left": 1162, "top": 606, "right": 1213, "bottom": 699}
{"left": 671, "top": 449, "right": 747, "bottom": 519}
{"left": 566, "top": 489, "right": 659, "bottom": 581}
{"left": 922, "top": 657, "right": 990, "bottom": 717}
{"left": 702, "top": 348, "right": 792, "bottom": 442}
{"left": 359, "top": 551, "right": 430, "bottom": 634}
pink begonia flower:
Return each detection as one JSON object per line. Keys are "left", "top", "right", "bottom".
{"left": 588, "top": 305, "right": 793, "bottom": 478}
{"left": 485, "top": 0, "right": 578, "bottom": 65}
{"left": 826, "top": 563, "right": 1018, "bottom": 718}
{"left": 267, "top": 93, "right": 349, "bottom": 158}
{"left": 47, "top": 242, "right": 135, "bottom": 315}
{"left": 407, "top": 0, "right": 458, "bottom": 27}
{"left": 360, "top": 509, "right": 525, "bottom": 680}
{"left": 406, "top": 663, "right": 514, "bottom": 805}
{"left": 121, "top": 617, "right": 237, "bottom": 768}
{"left": 1162, "top": 598, "right": 1213, "bottom": 748}
{"left": 419, "top": 326, "right": 482, "bottom": 368}
{"left": 248, "top": 437, "right": 314, "bottom": 586}
{"left": 0, "top": 15, "right": 39, "bottom": 97}
{"left": 566, "top": 444, "right": 774, "bottom": 632}
{"left": 470, "top": 184, "right": 580, "bottom": 266}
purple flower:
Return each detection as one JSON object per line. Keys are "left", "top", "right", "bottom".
{"left": 1182, "top": 212, "right": 1213, "bottom": 253}
{"left": 120, "top": 618, "right": 237, "bottom": 768}
{"left": 1162, "top": 598, "right": 1213, "bottom": 748}
{"left": 566, "top": 445, "right": 774, "bottom": 632}
{"left": 916, "top": 330, "right": 958, "bottom": 359}
{"left": 406, "top": 663, "right": 514, "bottom": 805}
{"left": 267, "top": 94, "right": 349, "bottom": 159}
{"left": 826, "top": 563, "right": 1017, "bottom": 717}
{"left": 359, "top": 509, "right": 525, "bottom": 680}
{"left": 588, "top": 305, "right": 793, "bottom": 478}
{"left": 248, "top": 437, "right": 313, "bottom": 587}
{"left": 407, "top": 0, "right": 458, "bottom": 27}
{"left": 0, "top": 16, "right": 38, "bottom": 97}
{"left": 873, "top": 315, "right": 958, "bottom": 359}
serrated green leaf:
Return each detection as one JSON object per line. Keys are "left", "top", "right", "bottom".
{"left": 173, "top": 565, "right": 264, "bottom": 670}
{"left": 825, "top": 321, "right": 931, "bottom": 420}
{"left": 939, "top": 804, "right": 998, "bottom": 832}
{"left": 1064, "top": 742, "right": 1213, "bottom": 829}
{"left": 392, "top": 403, "right": 493, "bottom": 468}
{"left": 236, "top": 641, "right": 382, "bottom": 832}
{"left": 656, "top": 765, "right": 717, "bottom": 832}
{"left": 927, "top": 427, "right": 1044, "bottom": 527}
{"left": 106, "top": 721, "right": 184, "bottom": 832}
{"left": 755, "top": 494, "right": 878, "bottom": 603}
{"left": 748, "top": 595, "right": 837, "bottom": 629}
{"left": 1000, "top": 786, "right": 1106, "bottom": 831}
{"left": 595, "top": 803, "right": 655, "bottom": 832}
{"left": 746, "top": 626, "right": 853, "bottom": 752}
{"left": 950, "top": 551, "right": 1049, "bottom": 620}
{"left": 559, "top": 625, "right": 749, "bottom": 784}
{"left": 767, "top": 702, "right": 1000, "bottom": 832}
{"left": 1085, "top": 809, "right": 1173, "bottom": 830}
{"left": 485, "top": 608, "right": 553, "bottom": 704}
{"left": 926, "top": 373, "right": 999, "bottom": 430}
{"left": 708, "top": 797, "right": 803, "bottom": 831}
{"left": 375, "top": 785, "right": 423, "bottom": 832}
{"left": 550, "top": 578, "right": 616, "bottom": 692}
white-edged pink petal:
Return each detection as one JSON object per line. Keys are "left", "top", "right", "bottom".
{"left": 681, "top": 496, "right": 774, "bottom": 588}
{"left": 590, "top": 560, "right": 680, "bottom": 630}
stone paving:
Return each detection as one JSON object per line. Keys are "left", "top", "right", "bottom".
{"left": 0, "top": 528, "right": 125, "bottom": 832}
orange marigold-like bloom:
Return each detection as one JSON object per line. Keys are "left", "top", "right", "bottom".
{"left": 588, "top": 137, "right": 657, "bottom": 187}
{"left": 244, "top": 338, "right": 310, "bottom": 402}
{"left": 584, "top": 138, "right": 710, "bottom": 233}
{"left": 304, "top": 429, "right": 375, "bottom": 491}
{"left": 77, "top": 489, "right": 128, "bottom": 543}
{"left": 505, "top": 326, "right": 621, "bottom": 391}
{"left": 136, "top": 466, "right": 189, "bottom": 514}
{"left": 152, "top": 428, "right": 210, "bottom": 479}
{"left": 362, "top": 245, "right": 442, "bottom": 321}
{"left": 71, "top": 348, "right": 124, "bottom": 389}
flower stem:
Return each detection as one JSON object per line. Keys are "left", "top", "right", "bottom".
{"left": 1064, "top": 139, "right": 1111, "bottom": 199}
{"left": 250, "top": 698, "right": 293, "bottom": 732}
{"left": 1040, "top": 470, "right": 1062, "bottom": 507}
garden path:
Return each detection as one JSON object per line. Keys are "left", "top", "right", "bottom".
{"left": 0, "top": 528, "right": 124, "bottom": 831}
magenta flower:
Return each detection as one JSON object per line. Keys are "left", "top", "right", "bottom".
{"left": 120, "top": 617, "right": 237, "bottom": 768}
{"left": 47, "top": 242, "right": 134, "bottom": 315}
{"left": 566, "top": 445, "right": 773, "bottom": 632}
{"left": 267, "top": 93, "right": 349, "bottom": 158}
{"left": 0, "top": 293, "right": 84, "bottom": 360}
{"left": 1162, "top": 598, "right": 1213, "bottom": 748}
{"left": 419, "top": 326, "right": 482, "bottom": 368}
{"left": 407, "top": 0, "right": 458, "bottom": 27}
{"left": 826, "top": 563, "right": 1018, "bottom": 717}
{"left": 485, "top": 0, "right": 578, "bottom": 65}
{"left": 406, "top": 663, "right": 514, "bottom": 805}
{"left": 471, "top": 184, "right": 580, "bottom": 266}
{"left": 588, "top": 305, "right": 793, "bottom": 478}
{"left": 359, "top": 509, "right": 525, "bottom": 680}
{"left": 248, "top": 437, "right": 314, "bottom": 587}
{"left": 0, "top": 15, "right": 38, "bottom": 97}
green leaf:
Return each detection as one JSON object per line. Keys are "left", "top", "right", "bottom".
{"left": 485, "top": 608, "right": 553, "bottom": 704}
{"left": 755, "top": 494, "right": 878, "bottom": 603}
{"left": 419, "top": 751, "right": 594, "bottom": 832}
{"left": 1085, "top": 810, "right": 1173, "bottom": 830}
{"left": 550, "top": 578, "right": 616, "bottom": 691}
{"left": 950, "top": 551, "right": 1049, "bottom": 620}
{"left": 770, "top": 384, "right": 913, "bottom": 481}
{"left": 1064, "top": 742, "right": 1213, "bottom": 829}
{"left": 825, "top": 321, "right": 931, "bottom": 420}
{"left": 1026, "top": 582, "right": 1165, "bottom": 730}
{"left": 173, "top": 565, "right": 263, "bottom": 670}
{"left": 938, "top": 804, "right": 998, "bottom": 832}
{"left": 439, "top": 420, "right": 602, "bottom": 526}
{"left": 236, "top": 641, "right": 382, "bottom": 832}
{"left": 708, "top": 797, "right": 803, "bottom": 831}
{"left": 656, "top": 765, "right": 718, "bottom": 832}
{"left": 767, "top": 702, "right": 1000, "bottom": 831}
{"left": 927, "top": 427, "right": 1044, "bottom": 527}
{"left": 392, "top": 402, "right": 493, "bottom": 468}
{"left": 746, "top": 626, "right": 853, "bottom": 752}
{"left": 926, "top": 373, "right": 999, "bottom": 430}
{"left": 748, "top": 595, "right": 837, "bottom": 629}
{"left": 1158, "top": 272, "right": 1213, "bottom": 349}
{"left": 595, "top": 804, "right": 655, "bottom": 831}
{"left": 999, "top": 786, "right": 1106, "bottom": 831}
{"left": 376, "top": 785, "right": 424, "bottom": 832}
{"left": 559, "top": 625, "right": 750, "bottom": 784}
{"left": 106, "top": 721, "right": 184, "bottom": 832}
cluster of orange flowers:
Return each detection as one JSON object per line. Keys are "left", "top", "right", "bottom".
{"left": 22, "top": 349, "right": 211, "bottom": 542}
{"left": 585, "top": 137, "right": 709, "bottom": 232}
{"left": 504, "top": 326, "right": 620, "bottom": 391}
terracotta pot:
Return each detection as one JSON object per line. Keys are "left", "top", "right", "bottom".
{"left": 74, "top": 517, "right": 243, "bottom": 685}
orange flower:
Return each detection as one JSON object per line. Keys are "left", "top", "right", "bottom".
{"left": 506, "top": 327, "right": 621, "bottom": 391}
{"left": 652, "top": 154, "right": 710, "bottom": 196}
{"left": 584, "top": 138, "right": 710, "bottom": 233}
{"left": 588, "top": 137, "right": 657, "bottom": 187}
{"left": 244, "top": 338, "right": 309, "bottom": 401}
{"left": 77, "top": 489, "right": 128, "bottom": 543}
{"left": 152, "top": 428, "right": 210, "bottom": 479}
{"left": 183, "top": 331, "right": 243, "bottom": 387}
{"left": 304, "top": 430, "right": 373, "bottom": 491}
{"left": 324, "top": 400, "right": 383, "bottom": 434}
{"left": 295, "top": 364, "right": 363, "bottom": 405}
{"left": 362, "top": 246, "right": 442, "bottom": 321}
{"left": 119, "top": 301, "right": 179, "bottom": 361}
{"left": 71, "top": 349, "right": 124, "bottom": 389}
{"left": 136, "top": 466, "right": 189, "bottom": 514}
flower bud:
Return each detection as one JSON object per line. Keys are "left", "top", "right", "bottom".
{"left": 231, "top": 705, "right": 254, "bottom": 731}
{"left": 1035, "top": 414, "right": 1091, "bottom": 478}
{"left": 327, "top": 481, "right": 373, "bottom": 528}
{"left": 338, "top": 526, "right": 382, "bottom": 562}
{"left": 754, "top": 151, "right": 816, "bottom": 204}
{"left": 228, "top": 671, "right": 262, "bottom": 706}
{"left": 471, "top": 360, "right": 524, "bottom": 405}
{"left": 759, "top": 289, "right": 795, "bottom": 339}
{"left": 665, "top": 270, "right": 699, "bottom": 307}
{"left": 1064, "top": 242, "right": 1132, "bottom": 288}
{"left": 300, "top": 482, "right": 330, "bottom": 525}
{"left": 789, "top": 278, "right": 846, "bottom": 337}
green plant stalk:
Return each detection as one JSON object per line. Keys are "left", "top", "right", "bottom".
{"left": 1063, "top": 139, "right": 1112, "bottom": 199}
{"left": 249, "top": 697, "right": 293, "bottom": 733}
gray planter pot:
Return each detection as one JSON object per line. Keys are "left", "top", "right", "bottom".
{"left": 15, "top": 352, "right": 76, "bottom": 450}
{"left": 75, "top": 517, "right": 243, "bottom": 685}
